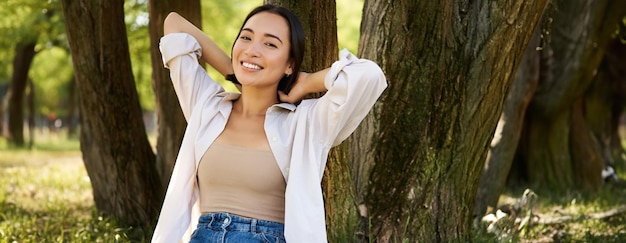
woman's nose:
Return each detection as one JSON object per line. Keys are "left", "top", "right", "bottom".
{"left": 244, "top": 42, "right": 261, "bottom": 57}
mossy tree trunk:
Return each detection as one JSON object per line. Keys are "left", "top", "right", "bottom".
{"left": 148, "top": 0, "right": 202, "bottom": 195}
{"left": 61, "top": 0, "right": 162, "bottom": 229}
{"left": 354, "top": 0, "right": 548, "bottom": 241}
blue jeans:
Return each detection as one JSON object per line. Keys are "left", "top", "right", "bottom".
{"left": 189, "top": 212, "right": 285, "bottom": 243}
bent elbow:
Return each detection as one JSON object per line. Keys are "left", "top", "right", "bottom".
{"left": 163, "top": 12, "right": 182, "bottom": 34}
{"left": 363, "top": 60, "right": 388, "bottom": 92}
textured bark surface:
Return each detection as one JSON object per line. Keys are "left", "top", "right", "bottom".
{"left": 523, "top": 0, "right": 626, "bottom": 190}
{"left": 7, "top": 42, "right": 36, "bottom": 146}
{"left": 61, "top": 0, "right": 162, "bottom": 228}
{"left": 355, "top": 0, "right": 548, "bottom": 241}
{"left": 148, "top": 0, "right": 202, "bottom": 195}
{"left": 474, "top": 24, "right": 542, "bottom": 218}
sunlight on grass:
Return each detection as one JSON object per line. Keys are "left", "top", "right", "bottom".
{"left": 491, "top": 181, "right": 626, "bottom": 242}
{"left": 0, "top": 134, "right": 139, "bottom": 242}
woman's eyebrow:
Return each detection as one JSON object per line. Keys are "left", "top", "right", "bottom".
{"left": 242, "top": 28, "right": 284, "bottom": 44}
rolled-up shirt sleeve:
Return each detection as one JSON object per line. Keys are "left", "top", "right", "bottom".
{"left": 159, "top": 33, "right": 223, "bottom": 121}
{"left": 314, "top": 49, "right": 388, "bottom": 147}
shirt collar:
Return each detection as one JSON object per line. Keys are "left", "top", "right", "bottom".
{"left": 218, "top": 91, "right": 297, "bottom": 112}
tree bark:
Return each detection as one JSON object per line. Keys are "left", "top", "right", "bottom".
{"left": 7, "top": 42, "right": 37, "bottom": 147}
{"left": 356, "top": 0, "right": 547, "bottom": 241}
{"left": 61, "top": 0, "right": 162, "bottom": 229}
{"left": 148, "top": 0, "right": 202, "bottom": 195}
{"left": 523, "top": 0, "right": 626, "bottom": 191}
{"left": 473, "top": 22, "right": 542, "bottom": 219}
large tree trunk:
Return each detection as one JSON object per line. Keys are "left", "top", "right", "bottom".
{"left": 263, "top": 0, "right": 348, "bottom": 241}
{"left": 6, "top": 42, "right": 37, "bottom": 147}
{"left": 148, "top": 0, "right": 202, "bottom": 195}
{"left": 473, "top": 20, "right": 543, "bottom": 218}
{"left": 523, "top": 0, "right": 626, "bottom": 191}
{"left": 355, "top": 0, "right": 547, "bottom": 241}
{"left": 61, "top": 0, "right": 162, "bottom": 229}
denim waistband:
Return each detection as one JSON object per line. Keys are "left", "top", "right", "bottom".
{"left": 197, "top": 212, "right": 285, "bottom": 236}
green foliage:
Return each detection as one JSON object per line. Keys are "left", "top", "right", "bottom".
{"left": 30, "top": 46, "right": 73, "bottom": 117}
{"left": 0, "top": 0, "right": 64, "bottom": 85}
{"left": 0, "top": 0, "right": 72, "bottom": 119}
{"left": 199, "top": 0, "right": 261, "bottom": 91}
{"left": 125, "top": 0, "right": 155, "bottom": 111}
{"left": 337, "top": 0, "right": 364, "bottom": 53}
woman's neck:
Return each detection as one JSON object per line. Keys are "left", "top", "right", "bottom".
{"left": 234, "top": 86, "right": 279, "bottom": 117}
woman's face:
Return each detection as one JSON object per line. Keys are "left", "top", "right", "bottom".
{"left": 232, "top": 12, "right": 293, "bottom": 90}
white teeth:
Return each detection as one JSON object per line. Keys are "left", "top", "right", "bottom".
{"left": 242, "top": 62, "right": 262, "bottom": 70}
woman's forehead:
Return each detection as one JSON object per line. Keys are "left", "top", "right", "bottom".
{"left": 243, "top": 12, "right": 290, "bottom": 40}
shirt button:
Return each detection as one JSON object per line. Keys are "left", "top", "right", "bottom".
{"left": 272, "top": 137, "right": 277, "bottom": 142}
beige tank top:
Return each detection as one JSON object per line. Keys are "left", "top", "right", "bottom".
{"left": 197, "top": 142, "right": 286, "bottom": 223}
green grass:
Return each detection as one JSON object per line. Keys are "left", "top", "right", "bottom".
{"left": 0, "top": 134, "right": 141, "bottom": 242}
{"left": 476, "top": 174, "right": 626, "bottom": 242}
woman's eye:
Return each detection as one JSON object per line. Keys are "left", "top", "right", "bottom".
{"left": 265, "top": 43, "right": 277, "bottom": 48}
{"left": 239, "top": 36, "right": 251, "bottom": 41}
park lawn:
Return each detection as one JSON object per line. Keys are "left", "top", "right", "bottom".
{"left": 476, "top": 173, "right": 626, "bottom": 242}
{"left": 1, "top": 134, "right": 626, "bottom": 242}
{"left": 0, "top": 136, "right": 141, "bottom": 243}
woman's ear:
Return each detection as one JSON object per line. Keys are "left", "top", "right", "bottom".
{"left": 285, "top": 61, "right": 294, "bottom": 76}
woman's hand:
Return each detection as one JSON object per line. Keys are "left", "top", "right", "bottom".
{"left": 278, "top": 68, "right": 329, "bottom": 104}
{"left": 278, "top": 72, "right": 309, "bottom": 104}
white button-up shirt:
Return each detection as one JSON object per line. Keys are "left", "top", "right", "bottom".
{"left": 152, "top": 33, "right": 387, "bottom": 243}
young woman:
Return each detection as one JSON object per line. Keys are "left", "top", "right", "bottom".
{"left": 152, "top": 4, "right": 386, "bottom": 243}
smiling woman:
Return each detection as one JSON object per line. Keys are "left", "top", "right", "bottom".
{"left": 152, "top": 4, "right": 387, "bottom": 243}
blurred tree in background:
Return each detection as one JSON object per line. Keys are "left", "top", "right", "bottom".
{"left": 0, "top": 0, "right": 65, "bottom": 146}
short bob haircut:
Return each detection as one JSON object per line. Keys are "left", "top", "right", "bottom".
{"left": 226, "top": 4, "right": 305, "bottom": 99}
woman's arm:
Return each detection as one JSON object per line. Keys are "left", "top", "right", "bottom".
{"left": 311, "top": 49, "right": 387, "bottom": 147}
{"left": 164, "top": 12, "right": 233, "bottom": 77}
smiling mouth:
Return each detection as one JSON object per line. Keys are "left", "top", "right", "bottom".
{"left": 242, "top": 62, "right": 263, "bottom": 70}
